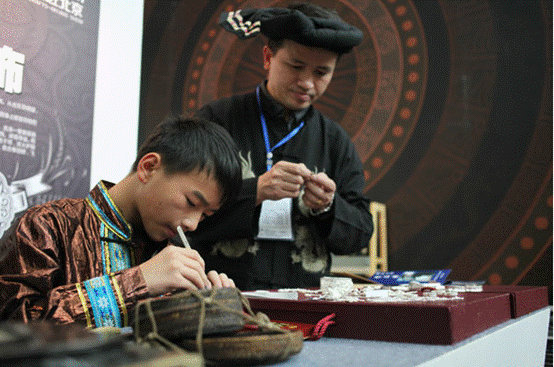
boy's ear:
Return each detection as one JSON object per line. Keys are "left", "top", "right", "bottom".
{"left": 137, "top": 152, "right": 162, "bottom": 182}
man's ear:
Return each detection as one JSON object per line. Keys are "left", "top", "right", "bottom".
{"left": 136, "top": 152, "right": 162, "bottom": 183}
{"left": 263, "top": 45, "right": 273, "bottom": 71}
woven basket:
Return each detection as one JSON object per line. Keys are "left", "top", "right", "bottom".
{"left": 178, "top": 329, "right": 304, "bottom": 365}
{"left": 132, "top": 287, "right": 244, "bottom": 341}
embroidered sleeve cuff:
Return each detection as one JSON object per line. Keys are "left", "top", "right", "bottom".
{"left": 81, "top": 274, "right": 125, "bottom": 328}
{"left": 76, "top": 267, "right": 149, "bottom": 329}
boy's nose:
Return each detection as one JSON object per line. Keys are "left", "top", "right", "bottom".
{"left": 181, "top": 212, "right": 202, "bottom": 232}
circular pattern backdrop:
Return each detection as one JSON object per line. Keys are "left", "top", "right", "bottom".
{"left": 141, "top": 0, "right": 551, "bottom": 291}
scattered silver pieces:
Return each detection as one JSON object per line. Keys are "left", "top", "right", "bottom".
{"left": 275, "top": 278, "right": 484, "bottom": 303}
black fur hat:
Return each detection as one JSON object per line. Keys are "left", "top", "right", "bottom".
{"left": 219, "top": 5, "right": 363, "bottom": 55}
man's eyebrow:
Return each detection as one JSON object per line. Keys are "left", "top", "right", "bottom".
{"left": 289, "top": 58, "right": 331, "bottom": 72}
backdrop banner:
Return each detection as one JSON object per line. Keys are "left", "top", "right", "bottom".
{"left": 0, "top": 0, "right": 100, "bottom": 238}
{"left": 139, "top": 0, "right": 551, "bottom": 296}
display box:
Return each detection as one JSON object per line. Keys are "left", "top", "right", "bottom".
{"left": 481, "top": 285, "right": 549, "bottom": 318}
{"left": 247, "top": 292, "right": 512, "bottom": 345}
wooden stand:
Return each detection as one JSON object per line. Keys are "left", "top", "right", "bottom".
{"left": 331, "top": 201, "right": 388, "bottom": 276}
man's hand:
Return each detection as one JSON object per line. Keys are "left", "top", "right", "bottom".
{"left": 256, "top": 161, "right": 312, "bottom": 205}
{"left": 302, "top": 172, "right": 336, "bottom": 212}
{"left": 139, "top": 245, "right": 234, "bottom": 296}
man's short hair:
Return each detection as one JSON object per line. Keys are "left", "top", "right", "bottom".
{"left": 132, "top": 116, "right": 242, "bottom": 205}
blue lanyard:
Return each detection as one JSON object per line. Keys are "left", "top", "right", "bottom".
{"left": 256, "top": 86, "right": 305, "bottom": 171}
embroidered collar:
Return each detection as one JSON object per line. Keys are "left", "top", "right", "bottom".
{"left": 86, "top": 181, "right": 132, "bottom": 241}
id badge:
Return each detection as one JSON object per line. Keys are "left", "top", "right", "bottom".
{"left": 256, "top": 198, "right": 294, "bottom": 241}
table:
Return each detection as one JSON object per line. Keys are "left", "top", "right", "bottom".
{"left": 272, "top": 306, "right": 551, "bottom": 367}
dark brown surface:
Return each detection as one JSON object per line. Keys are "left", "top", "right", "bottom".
{"left": 132, "top": 287, "right": 244, "bottom": 340}
{"left": 247, "top": 292, "right": 512, "bottom": 345}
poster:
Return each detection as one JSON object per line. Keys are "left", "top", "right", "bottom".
{"left": 0, "top": 0, "right": 100, "bottom": 238}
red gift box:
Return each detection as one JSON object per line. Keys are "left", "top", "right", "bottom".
{"left": 481, "top": 285, "right": 549, "bottom": 318}
{"left": 247, "top": 291, "right": 512, "bottom": 345}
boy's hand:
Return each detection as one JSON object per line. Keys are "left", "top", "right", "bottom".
{"left": 207, "top": 270, "right": 235, "bottom": 288}
{"left": 139, "top": 245, "right": 213, "bottom": 295}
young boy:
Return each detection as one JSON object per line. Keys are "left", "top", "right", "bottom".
{"left": 0, "top": 116, "right": 242, "bottom": 328}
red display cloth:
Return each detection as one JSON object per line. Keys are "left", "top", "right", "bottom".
{"left": 272, "top": 313, "right": 336, "bottom": 340}
{"left": 243, "top": 313, "right": 336, "bottom": 340}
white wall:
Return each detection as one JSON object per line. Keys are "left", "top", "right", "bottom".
{"left": 90, "top": 1, "right": 144, "bottom": 187}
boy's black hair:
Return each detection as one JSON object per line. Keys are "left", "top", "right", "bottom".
{"left": 132, "top": 116, "right": 242, "bottom": 205}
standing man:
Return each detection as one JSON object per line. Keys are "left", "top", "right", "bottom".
{"left": 191, "top": 3, "right": 373, "bottom": 290}
{"left": 0, "top": 116, "right": 241, "bottom": 326}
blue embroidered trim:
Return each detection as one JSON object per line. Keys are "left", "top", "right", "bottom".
{"left": 109, "top": 236, "right": 131, "bottom": 273}
{"left": 98, "top": 181, "right": 130, "bottom": 235}
{"left": 100, "top": 224, "right": 132, "bottom": 274}
{"left": 101, "top": 223, "right": 108, "bottom": 273}
{"left": 86, "top": 182, "right": 131, "bottom": 241}
{"left": 84, "top": 275, "right": 122, "bottom": 328}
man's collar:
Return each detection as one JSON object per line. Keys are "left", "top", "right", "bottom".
{"left": 259, "top": 81, "right": 311, "bottom": 126}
